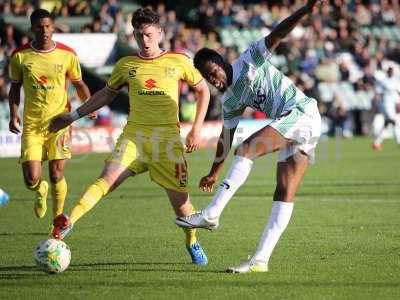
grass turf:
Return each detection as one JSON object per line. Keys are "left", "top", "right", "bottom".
{"left": 0, "top": 137, "right": 399, "bottom": 299}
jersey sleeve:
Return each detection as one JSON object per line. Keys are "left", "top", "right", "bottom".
{"left": 9, "top": 53, "right": 23, "bottom": 83}
{"left": 67, "top": 54, "right": 82, "bottom": 81}
{"left": 106, "top": 59, "right": 126, "bottom": 91}
{"left": 223, "top": 107, "right": 245, "bottom": 129}
{"left": 240, "top": 38, "right": 272, "bottom": 67}
{"left": 180, "top": 55, "right": 203, "bottom": 87}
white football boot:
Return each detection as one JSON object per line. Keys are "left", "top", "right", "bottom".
{"left": 175, "top": 211, "right": 219, "bottom": 230}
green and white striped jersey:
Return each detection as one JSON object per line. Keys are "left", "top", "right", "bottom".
{"left": 222, "top": 38, "right": 313, "bottom": 129}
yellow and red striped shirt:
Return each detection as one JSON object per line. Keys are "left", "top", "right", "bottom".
{"left": 10, "top": 41, "right": 82, "bottom": 133}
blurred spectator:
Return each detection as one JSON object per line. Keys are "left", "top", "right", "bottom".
{"left": 328, "top": 96, "right": 352, "bottom": 138}
{"left": 339, "top": 62, "right": 350, "bottom": 81}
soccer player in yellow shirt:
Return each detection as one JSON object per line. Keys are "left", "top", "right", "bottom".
{"left": 50, "top": 8, "right": 211, "bottom": 265}
{"left": 8, "top": 9, "right": 91, "bottom": 220}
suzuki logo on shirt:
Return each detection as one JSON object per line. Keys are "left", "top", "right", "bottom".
{"left": 32, "top": 75, "right": 54, "bottom": 90}
{"left": 145, "top": 79, "right": 156, "bottom": 90}
{"left": 138, "top": 78, "right": 165, "bottom": 96}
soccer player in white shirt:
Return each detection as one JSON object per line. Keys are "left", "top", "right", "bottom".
{"left": 373, "top": 67, "right": 400, "bottom": 150}
{"left": 176, "top": 0, "right": 323, "bottom": 273}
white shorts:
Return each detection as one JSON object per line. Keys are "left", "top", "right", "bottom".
{"left": 270, "top": 99, "right": 321, "bottom": 164}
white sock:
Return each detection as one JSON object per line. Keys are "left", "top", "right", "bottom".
{"left": 253, "top": 201, "right": 294, "bottom": 264}
{"left": 204, "top": 156, "right": 253, "bottom": 220}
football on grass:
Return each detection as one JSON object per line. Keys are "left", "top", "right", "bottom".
{"left": 34, "top": 238, "right": 71, "bottom": 273}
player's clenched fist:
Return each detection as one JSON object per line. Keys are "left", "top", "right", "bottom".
{"left": 49, "top": 113, "right": 73, "bottom": 132}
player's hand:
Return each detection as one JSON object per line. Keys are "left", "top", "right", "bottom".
{"left": 199, "top": 174, "right": 218, "bottom": 193}
{"left": 9, "top": 115, "right": 21, "bottom": 134}
{"left": 185, "top": 127, "right": 200, "bottom": 153}
{"left": 87, "top": 111, "right": 97, "bottom": 120}
{"left": 49, "top": 113, "right": 73, "bottom": 132}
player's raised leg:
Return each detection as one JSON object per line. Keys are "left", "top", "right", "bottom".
{"left": 166, "top": 189, "right": 208, "bottom": 265}
{"left": 227, "top": 152, "right": 308, "bottom": 273}
{"left": 176, "top": 126, "right": 291, "bottom": 229}
{"left": 22, "top": 161, "right": 48, "bottom": 218}
{"left": 48, "top": 159, "right": 67, "bottom": 218}
{"left": 52, "top": 161, "right": 133, "bottom": 239}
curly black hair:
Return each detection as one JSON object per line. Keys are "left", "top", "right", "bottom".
{"left": 194, "top": 48, "right": 224, "bottom": 72}
{"left": 131, "top": 8, "right": 160, "bottom": 29}
{"left": 30, "top": 8, "right": 53, "bottom": 26}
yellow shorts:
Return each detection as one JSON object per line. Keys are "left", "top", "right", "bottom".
{"left": 107, "top": 131, "right": 188, "bottom": 192}
{"left": 20, "top": 128, "right": 71, "bottom": 163}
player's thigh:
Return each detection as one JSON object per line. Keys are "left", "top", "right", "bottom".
{"left": 235, "top": 125, "right": 291, "bottom": 159}
{"left": 273, "top": 152, "right": 309, "bottom": 202}
{"left": 20, "top": 134, "right": 46, "bottom": 163}
{"left": 22, "top": 160, "right": 43, "bottom": 186}
{"left": 47, "top": 128, "right": 72, "bottom": 161}
{"left": 148, "top": 140, "right": 188, "bottom": 193}
{"left": 105, "top": 134, "right": 148, "bottom": 190}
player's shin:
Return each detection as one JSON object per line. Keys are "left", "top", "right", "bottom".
{"left": 70, "top": 178, "right": 110, "bottom": 224}
{"left": 51, "top": 177, "right": 67, "bottom": 217}
{"left": 205, "top": 156, "right": 253, "bottom": 220}
{"left": 253, "top": 201, "right": 294, "bottom": 265}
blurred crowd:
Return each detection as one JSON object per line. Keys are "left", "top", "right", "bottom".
{"left": 1, "top": 0, "right": 400, "bottom": 137}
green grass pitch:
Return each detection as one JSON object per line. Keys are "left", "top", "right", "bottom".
{"left": 0, "top": 137, "right": 399, "bottom": 299}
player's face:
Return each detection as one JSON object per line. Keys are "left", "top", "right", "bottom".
{"left": 134, "top": 24, "right": 162, "bottom": 57}
{"left": 32, "top": 17, "right": 54, "bottom": 45}
{"left": 202, "top": 60, "right": 229, "bottom": 92}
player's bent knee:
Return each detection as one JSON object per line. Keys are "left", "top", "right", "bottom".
{"left": 234, "top": 143, "right": 252, "bottom": 158}
{"left": 24, "top": 176, "right": 41, "bottom": 190}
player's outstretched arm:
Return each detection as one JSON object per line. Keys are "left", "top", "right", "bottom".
{"left": 199, "top": 126, "right": 236, "bottom": 192}
{"left": 49, "top": 86, "right": 118, "bottom": 132}
{"left": 185, "top": 80, "right": 210, "bottom": 153}
{"left": 8, "top": 82, "right": 22, "bottom": 134}
{"left": 265, "top": 0, "right": 321, "bottom": 52}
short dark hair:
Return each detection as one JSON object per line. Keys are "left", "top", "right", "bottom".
{"left": 131, "top": 8, "right": 160, "bottom": 29}
{"left": 30, "top": 8, "right": 52, "bottom": 26}
{"left": 193, "top": 48, "right": 224, "bottom": 72}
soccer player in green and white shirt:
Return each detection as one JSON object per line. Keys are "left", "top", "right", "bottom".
{"left": 176, "top": 0, "right": 322, "bottom": 273}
